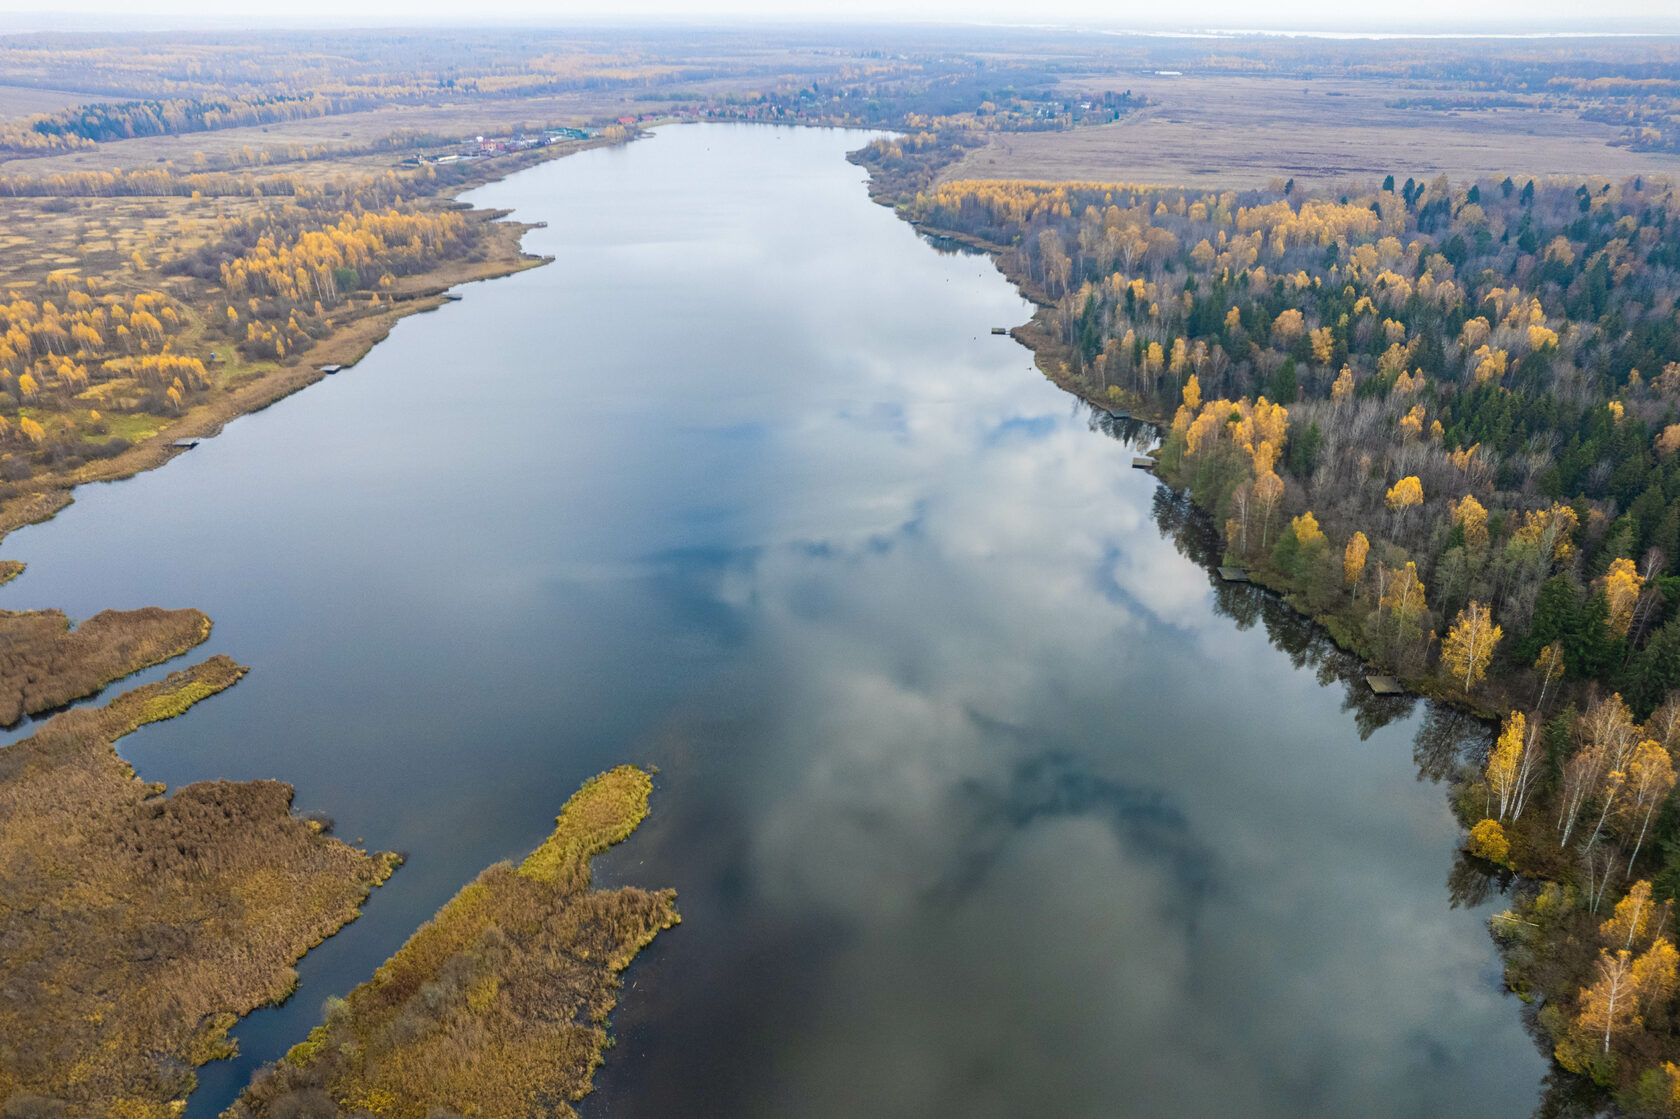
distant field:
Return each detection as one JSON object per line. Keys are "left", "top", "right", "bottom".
{"left": 0, "top": 63, "right": 818, "bottom": 181}
{"left": 0, "top": 92, "right": 640, "bottom": 178}
{"left": 0, "top": 84, "right": 87, "bottom": 121}
{"left": 941, "top": 74, "right": 1680, "bottom": 190}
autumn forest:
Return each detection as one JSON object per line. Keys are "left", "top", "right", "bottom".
{"left": 5, "top": 19, "right": 1680, "bottom": 1119}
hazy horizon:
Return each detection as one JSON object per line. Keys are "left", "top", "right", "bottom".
{"left": 4, "top": 2, "right": 1679, "bottom": 37}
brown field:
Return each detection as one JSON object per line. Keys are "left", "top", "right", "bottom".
{"left": 0, "top": 94, "right": 640, "bottom": 179}
{"left": 941, "top": 74, "right": 1680, "bottom": 190}
{"left": 0, "top": 84, "right": 88, "bottom": 121}
{"left": 0, "top": 192, "right": 268, "bottom": 293}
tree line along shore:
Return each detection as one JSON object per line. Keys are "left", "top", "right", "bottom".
{"left": 855, "top": 132, "right": 1680, "bottom": 1113}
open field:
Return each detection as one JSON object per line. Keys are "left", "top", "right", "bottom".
{"left": 941, "top": 74, "right": 1680, "bottom": 190}
{"left": 0, "top": 84, "right": 89, "bottom": 120}
{"left": 0, "top": 95, "right": 632, "bottom": 179}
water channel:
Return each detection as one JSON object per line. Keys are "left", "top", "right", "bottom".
{"left": 0, "top": 123, "right": 1547, "bottom": 1117}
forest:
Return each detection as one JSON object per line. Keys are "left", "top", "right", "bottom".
{"left": 857, "top": 137, "right": 1680, "bottom": 1112}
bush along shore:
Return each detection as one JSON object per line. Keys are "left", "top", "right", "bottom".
{"left": 855, "top": 135, "right": 1680, "bottom": 1112}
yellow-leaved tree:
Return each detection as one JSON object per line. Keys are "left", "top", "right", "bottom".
{"left": 1386, "top": 475, "right": 1423, "bottom": 534}
{"left": 1601, "top": 557, "right": 1643, "bottom": 637}
{"left": 1453, "top": 494, "right": 1489, "bottom": 551}
{"left": 1343, "top": 531, "right": 1368, "bottom": 589}
{"left": 1619, "top": 740, "right": 1677, "bottom": 872}
{"left": 1442, "top": 601, "right": 1502, "bottom": 694}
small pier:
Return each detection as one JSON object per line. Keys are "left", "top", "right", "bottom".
{"left": 1217, "top": 566, "right": 1249, "bottom": 582}
{"left": 1365, "top": 675, "right": 1406, "bottom": 695}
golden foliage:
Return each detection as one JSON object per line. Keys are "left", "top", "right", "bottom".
{"left": 1487, "top": 712, "right": 1526, "bottom": 818}
{"left": 1513, "top": 503, "right": 1580, "bottom": 564}
{"left": 1343, "top": 531, "right": 1369, "bottom": 588}
{"left": 1453, "top": 494, "right": 1490, "bottom": 550}
{"left": 1385, "top": 475, "right": 1423, "bottom": 511}
{"left": 1468, "top": 818, "right": 1510, "bottom": 864}
{"left": 1290, "top": 510, "right": 1323, "bottom": 547}
{"left": 1601, "top": 557, "right": 1644, "bottom": 637}
{"left": 1442, "top": 600, "right": 1502, "bottom": 693}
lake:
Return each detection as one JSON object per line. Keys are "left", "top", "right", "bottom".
{"left": 0, "top": 123, "right": 1547, "bottom": 1117}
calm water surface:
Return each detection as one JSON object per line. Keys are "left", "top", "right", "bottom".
{"left": 1, "top": 124, "right": 1546, "bottom": 1117}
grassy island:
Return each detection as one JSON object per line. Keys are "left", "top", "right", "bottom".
{"left": 229, "top": 765, "right": 678, "bottom": 1119}
{"left": 0, "top": 605, "right": 212, "bottom": 726}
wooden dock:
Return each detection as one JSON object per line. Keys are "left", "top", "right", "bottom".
{"left": 1217, "top": 566, "right": 1249, "bottom": 582}
{"left": 1365, "top": 675, "right": 1406, "bottom": 695}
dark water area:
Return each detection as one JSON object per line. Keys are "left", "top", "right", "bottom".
{"left": 0, "top": 124, "right": 1547, "bottom": 1117}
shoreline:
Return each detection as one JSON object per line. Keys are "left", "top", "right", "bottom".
{"left": 883, "top": 196, "right": 1509, "bottom": 723}
{"left": 0, "top": 134, "right": 632, "bottom": 551}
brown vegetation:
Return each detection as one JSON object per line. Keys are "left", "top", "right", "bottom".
{"left": 940, "top": 74, "right": 1680, "bottom": 191}
{"left": 230, "top": 765, "right": 678, "bottom": 1119}
{"left": 0, "top": 655, "right": 400, "bottom": 1117}
{"left": 0, "top": 605, "right": 211, "bottom": 725}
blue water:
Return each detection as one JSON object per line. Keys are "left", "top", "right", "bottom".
{"left": 0, "top": 124, "right": 1545, "bottom": 1118}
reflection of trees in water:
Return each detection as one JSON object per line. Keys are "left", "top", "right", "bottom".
{"left": 1531, "top": 1064, "right": 1604, "bottom": 1119}
{"left": 1150, "top": 485, "right": 1424, "bottom": 745}
{"left": 919, "top": 233, "right": 989, "bottom": 258}
{"left": 1447, "top": 849, "right": 1516, "bottom": 910}
{"left": 1087, "top": 409, "right": 1159, "bottom": 451}
{"left": 1412, "top": 704, "right": 1490, "bottom": 785}
{"left": 1141, "top": 462, "right": 1567, "bottom": 1108}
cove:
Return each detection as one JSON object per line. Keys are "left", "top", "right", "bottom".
{"left": 0, "top": 123, "right": 1546, "bottom": 1117}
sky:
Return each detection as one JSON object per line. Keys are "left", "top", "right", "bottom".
{"left": 5, "top": 0, "right": 1679, "bottom": 35}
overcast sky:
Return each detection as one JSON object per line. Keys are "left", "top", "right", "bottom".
{"left": 8, "top": 0, "right": 1680, "bottom": 35}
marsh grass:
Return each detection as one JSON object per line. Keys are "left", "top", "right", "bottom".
{"left": 0, "top": 656, "right": 400, "bottom": 1117}
{"left": 0, "top": 606, "right": 212, "bottom": 726}
{"left": 230, "top": 765, "right": 678, "bottom": 1119}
